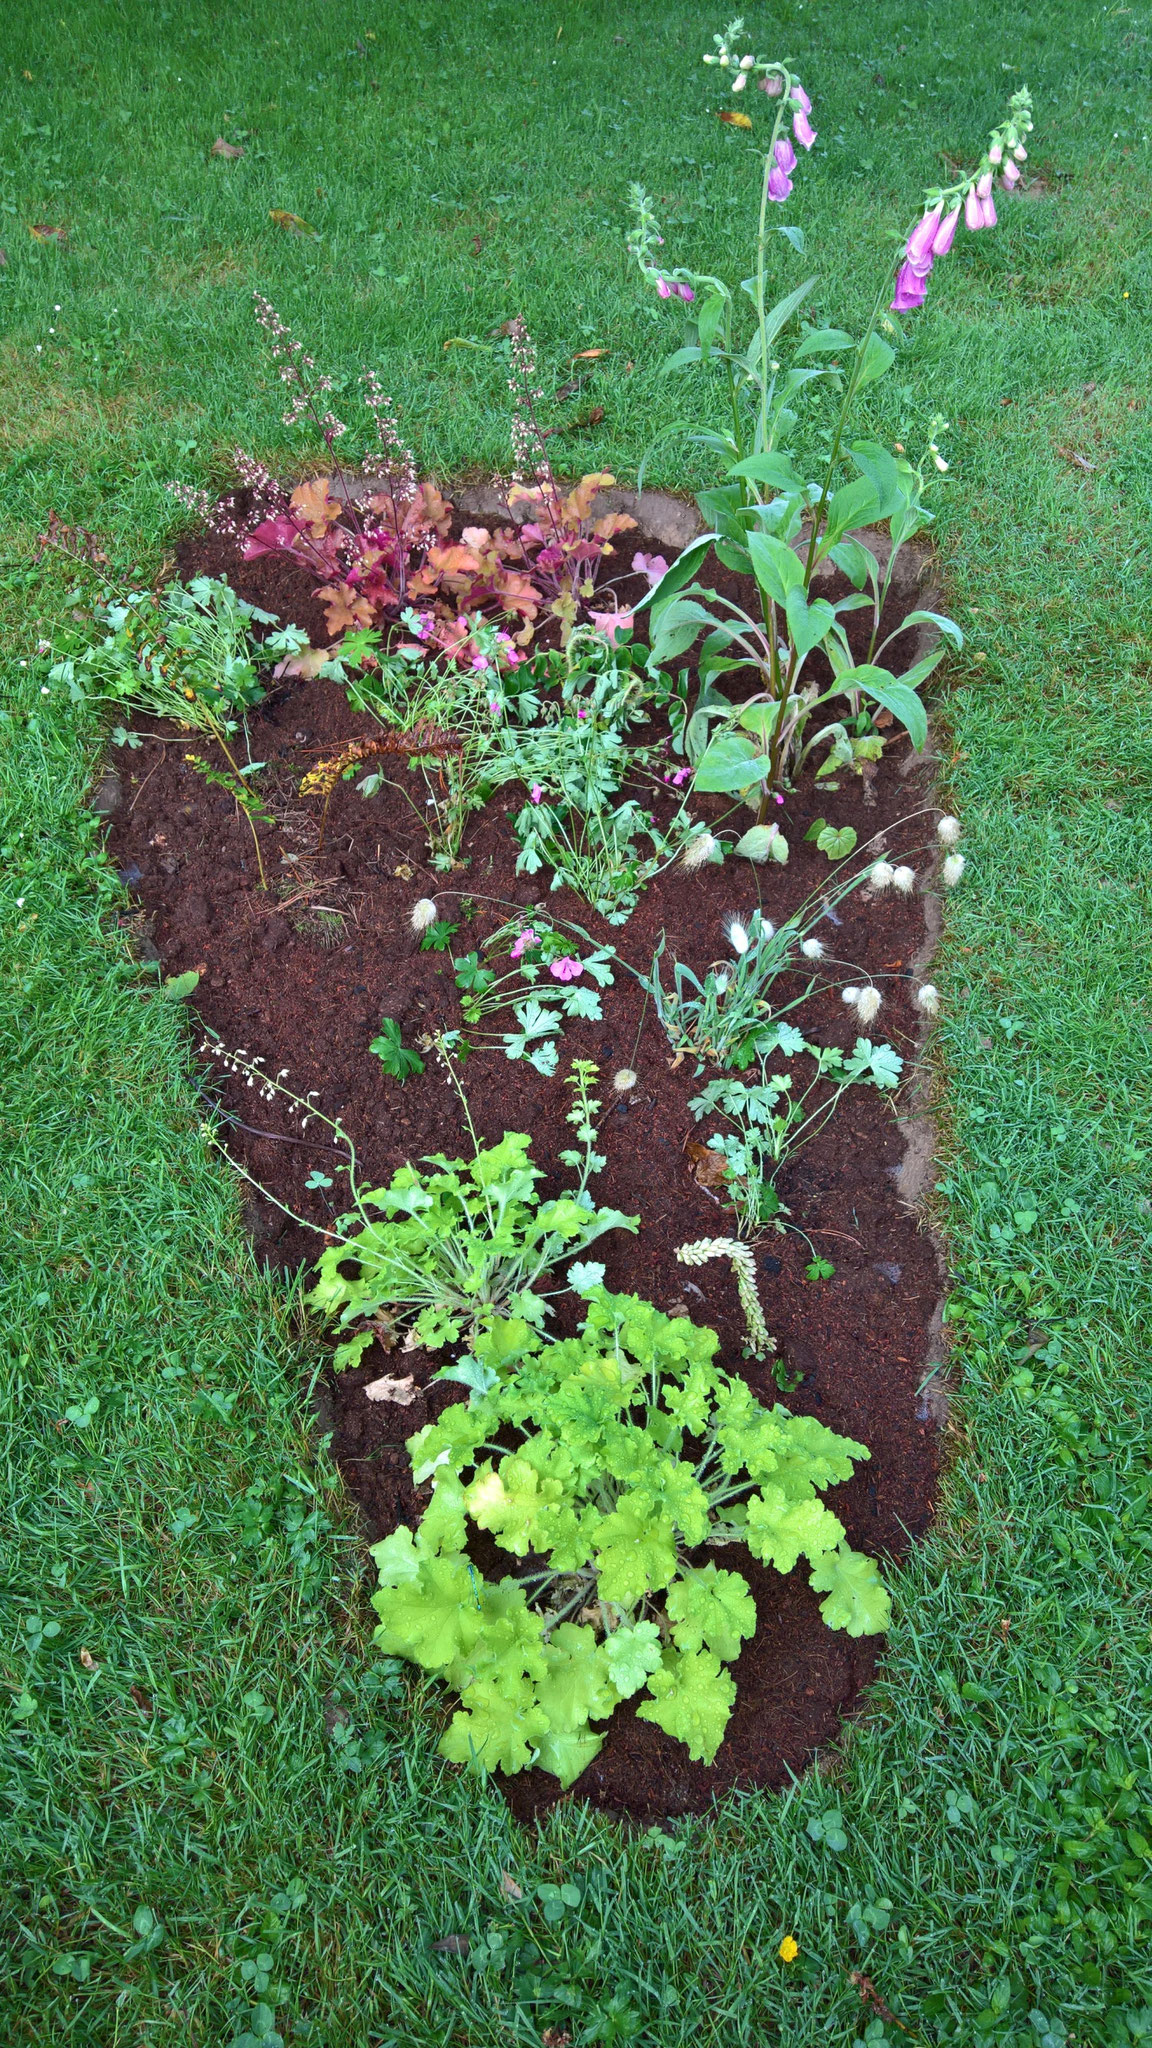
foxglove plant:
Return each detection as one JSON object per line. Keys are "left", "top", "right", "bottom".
{"left": 625, "top": 24, "right": 1034, "bottom": 792}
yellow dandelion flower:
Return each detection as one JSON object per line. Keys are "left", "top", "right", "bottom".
{"left": 778, "top": 1936, "right": 799, "bottom": 1963}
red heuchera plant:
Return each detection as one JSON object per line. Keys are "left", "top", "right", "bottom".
{"left": 170, "top": 297, "right": 638, "bottom": 657}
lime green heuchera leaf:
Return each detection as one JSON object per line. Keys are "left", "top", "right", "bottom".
{"left": 466, "top": 1132, "right": 541, "bottom": 1194}
{"left": 533, "top": 1723, "right": 605, "bottom": 1789}
{"left": 665, "top": 1564, "right": 757, "bottom": 1662}
{"left": 408, "top": 1401, "right": 491, "bottom": 1484}
{"left": 440, "top": 1673, "right": 551, "bottom": 1776}
{"left": 595, "top": 1500, "right": 680, "bottom": 1605}
{"left": 418, "top": 1471, "right": 469, "bottom": 1556}
{"left": 368, "top": 1525, "right": 423, "bottom": 1587}
{"left": 636, "top": 1647, "right": 737, "bottom": 1764}
{"left": 661, "top": 1359, "right": 721, "bottom": 1436}
{"left": 538, "top": 1622, "right": 618, "bottom": 1731}
{"left": 465, "top": 1456, "right": 567, "bottom": 1556}
{"left": 745, "top": 1488, "right": 845, "bottom": 1573}
{"left": 602, "top": 1619, "right": 664, "bottom": 1698}
{"left": 371, "top": 1550, "right": 483, "bottom": 1673}
{"left": 807, "top": 1541, "right": 891, "bottom": 1636}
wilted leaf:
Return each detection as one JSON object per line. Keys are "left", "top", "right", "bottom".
{"left": 499, "top": 1870, "right": 524, "bottom": 1900}
{"left": 210, "top": 138, "right": 245, "bottom": 158}
{"left": 572, "top": 348, "right": 608, "bottom": 361}
{"left": 29, "top": 223, "right": 68, "bottom": 243}
{"left": 272, "top": 644, "right": 335, "bottom": 681}
{"left": 686, "top": 1141, "right": 729, "bottom": 1195}
{"left": 363, "top": 1373, "right": 418, "bottom": 1406}
{"left": 432, "top": 1934, "right": 470, "bottom": 1956}
{"left": 79, "top": 1648, "right": 100, "bottom": 1672}
{"left": 269, "top": 209, "right": 318, "bottom": 237}
{"left": 718, "top": 109, "right": 753, "bottom": 128}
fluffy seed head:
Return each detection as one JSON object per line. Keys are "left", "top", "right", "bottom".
{"left": 682, "top": 831, "right": 719, "bottom": 871}
{"left": 937, "top": 814, "right": 962, "bottom": 847}
{"left": 727, "top": 919, "right": 750, "bottom": 956}
{"left": 855, "top": 987, "right": 882, "bottom": 1025}
{"left": 870, "top": 860, "right": 896, "bottom": 890}
{"left": 892, "top": 865, "right": 916, "bottom": 895}
{"left": 841, "top": 985, "right": 861, "bottom": 1007}
{"left": 613, "top": 1068, "right": 638, "bottom": 1093}
{"left": 410, "top": 897, "right": 438, "bottom": 932}
{"left": 916, "top": 984, "right": 940, "bottom": 1016}
{"left": 942, "top": 853, "right": 966, "bottom": 887}
{"left": 801, "top": 937, "right": 824, "bottom": 961}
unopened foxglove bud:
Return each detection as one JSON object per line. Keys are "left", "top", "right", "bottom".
{"left": 941, "top": 853, "right": 966, "bottom": 887}
{"left": 732, "top": 70, "right": 747, "bottom": 90}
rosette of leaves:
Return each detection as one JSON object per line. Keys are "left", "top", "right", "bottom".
{"left": 370, "top": 1287, "right": 889, "bottom": 1786}
{"left": 307, "top": 1127, "right": 637, "bottom": 1366}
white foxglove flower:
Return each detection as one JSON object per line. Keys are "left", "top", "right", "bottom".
{"left": 870, "top": 860, "right": 896, "bottom": 890}
{"left": 936, "top": 815, "right": 962, "bottom": 847}
{"left": 916, "top": 984, "right": 940, "bottom": 1016}
{"left": 727, "top": 919, "right": 750, "bottom": 956}
{"left": 855, "top": 987, "right": 882, "bottom": 1025}
{"left": 942, "top": 854, "right": 966, "bottom": 887}
{"left": 681, "top": 831, "right": 720, "bottom": 870}
{"left": 892, "top": 865, "right": 916, "bottom": 895}
{"left": 613, "top": 1068, "right": 638, "bottom": 1093}
{"left": 410, "top": 897, "right": 438, "bottom": 932}
{"left": 801, "top": 937, "right": 824, "bottom": 961}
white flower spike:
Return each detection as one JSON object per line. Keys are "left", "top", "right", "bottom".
{"left": 727, "top": 919, "right": 750, "bottom": 956}
{"left": 682, "top": 831, "right": 720, "bottom": 871}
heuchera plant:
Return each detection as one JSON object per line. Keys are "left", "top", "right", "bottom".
{"left": 625, "top": 16, "right": 1033, "bottom": 805}
{"left": 371, "top": 1286, "right": 889, "bottom": 1786}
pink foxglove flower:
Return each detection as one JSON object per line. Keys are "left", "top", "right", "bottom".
{"left": 891, "top": 260, "right": 930, "bottom": 313}
{"left": 976, "top": 170, "right": 994, "bottom": 201}
{"left": 656, "top": 277, "right": 674, "bottom": 299}
{"left": 530, "top": 783, "right": 544, "bottom": 804}
{"left": 768, "top": 164, "right": 793, "bottom": 203}
{"left": 981, "top": 193, "right": 998, "bottom": 227}
{"left": 907, "top": 202, "right": 944, "bottom": 266}
{"left": 965, "top": 184, "right": 985, "bottom": 230}
{"left": 1002, "top": 158, "right": 1021, "bottom": 188}
{"left": 792, "top": 82, "right": 812, "bottom": 114}
{"left": 550, "top": 956, "right": 583, "bottom": 982}
{"left": 775, "top": 134, "right": 798, "bottom": 176}
{"left": 759, "top": 72, "right": 784, "bottom": 96}
{"left": 988, "top": 142, "right": 1004, "bottom": 165}
{"left": 510, "top": 927, "right": 538, "bottom": 960}
{"left": 793, "top": 106, "right": 817, "bottom": 150}
{"left": 933, "top": 203, "right": 962, "bottom": 255}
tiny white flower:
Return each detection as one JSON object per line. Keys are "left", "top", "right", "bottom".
{"left": 801, "top": 937, "right": 824, "bottom": 961}
{"left": 934, "top": 454, "right": 949, "bottom": 473}
{"left": 16, "top": 897, "right": 25, "bottom": 908}
{"left": 40, "top": 685, "right": 49, "bottom": 695}
{"left": 855, "top": 987, "right": 882, "bottom": 1025}
{"left": 936, "top": 814, "right": 962, "bottom": 847}
{"left": 410, "top": 897, "right": 438, "bottom": 932}
{"left": 36, "top": 639, "right": 50, "bottom": 655}
{"left": 916, "top": 984, "right": 940, "bottom": 1016}
{"left": 942, "top": 853, "right": 966, "bottom": 887}
{"left": 870, "top": 860, "right": 895, "bottom": 890}
{"left": 681, "top": 831, "right": 719, "bottom": 871}
{"left": 892, "top": 865, "right": 916, "bottom": 895}
{"left": 613, "top": 1068, "right": 637, "bottom": 1093}
{"left": 841, "top": 985, "right": 861, "bottom": 1007}
{"left": 727, "top": 919, "right": 750, "bottom": 956}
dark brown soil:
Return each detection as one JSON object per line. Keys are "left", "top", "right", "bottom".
{"left": 104, "top": 510, "right": 945, "bottom": 1821}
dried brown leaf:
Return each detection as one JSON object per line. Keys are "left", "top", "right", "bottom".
{"left": 363, "top": 1373, "right": 417, "bottom": 1406}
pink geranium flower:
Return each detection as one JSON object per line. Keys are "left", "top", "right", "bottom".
{"left": 510, "top": 927, "right": 538, "bottom": 960}
{"left": 589, "top": 607, "right": 636, "bottom": 646}
{"left": 549, "top": 956, "right": 583, "bottom": 982}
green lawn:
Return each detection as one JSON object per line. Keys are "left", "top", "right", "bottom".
{"left": 3, "top": 1, "right": 1152, "bottom": 2041}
